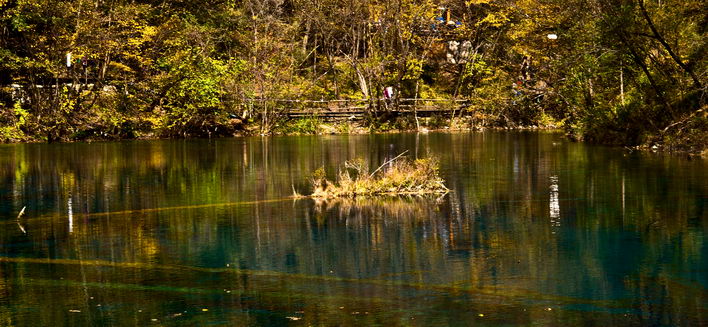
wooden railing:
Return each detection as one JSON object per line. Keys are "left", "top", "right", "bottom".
{"left": 239, "top": 98, "right": 470, "bottom": 120}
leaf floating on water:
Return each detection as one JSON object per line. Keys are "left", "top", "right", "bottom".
{"left": 68, "top": 309, "right": 81, "bottom": 313}
{"left": 286, "top": 316, "right": 301, "bottom": 321}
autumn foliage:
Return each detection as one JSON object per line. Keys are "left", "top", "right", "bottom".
{"left": 0, "top": 0, "right": 704, "bottom": 152}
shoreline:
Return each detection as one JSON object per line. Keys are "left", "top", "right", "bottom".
{"left": 1, "top": 119, "right": 704, "bottom": 157}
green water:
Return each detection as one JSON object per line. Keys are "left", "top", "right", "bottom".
{"left": 0, "top": 131, "right": 705, "bottom": 326}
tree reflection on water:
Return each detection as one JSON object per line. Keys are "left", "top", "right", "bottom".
{"left": 0, "top": 132, "right": 705, "bottom": 326}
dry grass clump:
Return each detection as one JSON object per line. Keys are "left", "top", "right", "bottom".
{"left": 309, "top": 154, "right": 448, "bottom": 198}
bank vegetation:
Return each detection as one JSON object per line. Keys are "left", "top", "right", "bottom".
{"left": 0, "top": 0, "right": 705, "bottom": 153}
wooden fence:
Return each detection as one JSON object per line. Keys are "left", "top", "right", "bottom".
{"left": 240, "top": 98, "right": 471, "bottom": 121}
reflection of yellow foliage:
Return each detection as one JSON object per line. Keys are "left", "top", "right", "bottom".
{"left": 136, "top": 227, "right": 160, "bottom": 260}
{"left": 59, "top": 172, "right": 76, "bottom": 193}
{"left": 314, "top": 196, "right": 443, "bottom": 223}
{"left": 148, "top": 150, "right": 165, "bottom": 169}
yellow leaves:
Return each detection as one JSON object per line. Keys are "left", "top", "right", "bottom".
{"left": 368, "top": 3, "right": 383, "bottom": 21}
{"left": 478, "top": 12, "right": 510, "bottom": 27}
{"left": 109, "top": 62, "right": 135, "bottom": 74}
{"left": 403, "top": 58, "right": 424, "bottom": 80}
{"left": 141, "top": 26, "right": 157, "bottom": 39}
{"left": 467, "top": 0, "right": 494, "bottom": 4}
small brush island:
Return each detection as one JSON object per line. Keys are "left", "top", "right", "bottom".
{"left": 298, "top": 152, "right": 449, "bottom": 198}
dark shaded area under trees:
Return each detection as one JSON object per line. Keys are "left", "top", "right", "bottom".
{"left": 0, "top": 0, "right": 705, "bottom": 153}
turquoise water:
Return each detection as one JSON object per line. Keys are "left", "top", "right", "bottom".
{"left": 0, "top": 131, "right": 705, "bottom": 326}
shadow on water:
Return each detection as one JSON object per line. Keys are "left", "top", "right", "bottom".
{"left": 0, "top": 132, "right": 705, "bottom": 326}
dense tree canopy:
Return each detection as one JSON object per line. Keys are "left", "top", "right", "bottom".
{"left": 0, "top": 0, "right": 705, "bottom": 151}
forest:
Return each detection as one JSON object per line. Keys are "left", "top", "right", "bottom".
{"left": 0, "top": 0, "right": 705, "bottom": 153}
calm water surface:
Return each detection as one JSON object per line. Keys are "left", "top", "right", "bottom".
{"left": 0, "top": 131, "right": 705, "bottom": 326}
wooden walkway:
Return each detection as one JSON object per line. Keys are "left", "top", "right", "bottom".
{"left": 242, "top": 98, "right": 470, "bottom": 121}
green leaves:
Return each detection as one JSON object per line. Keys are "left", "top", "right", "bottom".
{"left": 0, "top": 0, "right": 703, "bottom": 147}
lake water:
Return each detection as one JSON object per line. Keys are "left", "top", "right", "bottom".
{"left": 0, "top": 131, "right": 705, "bottom": 326}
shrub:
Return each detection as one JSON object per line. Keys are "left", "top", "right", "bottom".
{"left": 309, "top": 155, "right": 448, "bottom": 198}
